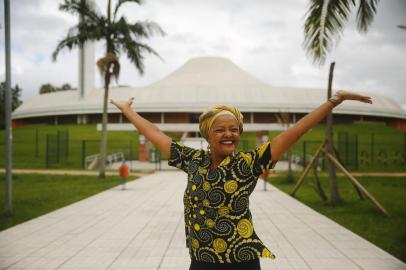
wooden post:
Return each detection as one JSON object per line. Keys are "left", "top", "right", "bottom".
{"left": 312, "top": 159, "right": 328, "bottom": 201}
{"left": 291, "top": 141, "right": 326, "bottom": 196}
{"left": 333, "top": 145, "right": 364, "bottom": 200}
{"left": 323, "top": 149, "right": 390, "bottom": 216}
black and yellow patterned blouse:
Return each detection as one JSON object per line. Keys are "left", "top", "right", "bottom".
{"left": 168, "top": 140, "right": 277, "bottom": 263}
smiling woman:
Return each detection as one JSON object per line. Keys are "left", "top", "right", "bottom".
{"left": 199, "top": 105, "right": 244, "bottom": 170}
{"left": 110, "top": 90, "right": 372, "bottom": 269}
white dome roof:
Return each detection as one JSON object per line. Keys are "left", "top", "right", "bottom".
{"left": 12, "top": 57, "right": 406, "bottom": 119}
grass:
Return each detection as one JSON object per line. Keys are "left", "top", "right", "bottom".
{"left": 0, "top": 173, "right": 137, "bottom": 231}
{"left": 269, "top": 122, "right": 406, "bottom": 172}
{"left": 0, "top": 122, "right": 404, "bottom": 171}
{"left": 270, "top": 174, "right": 406, "bottom": 263}
{"left": 0, "top": 124, "right": 140, "bottom": 169}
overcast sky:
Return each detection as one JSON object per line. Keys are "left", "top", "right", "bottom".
{"left": 0, "top": 0, "right": 405, "bottom": 106}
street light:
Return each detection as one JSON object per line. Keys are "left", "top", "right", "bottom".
{"left": 4, "top": 0, "right": 13, "bottom": 214}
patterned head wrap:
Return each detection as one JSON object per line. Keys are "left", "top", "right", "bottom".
{"left": 199, "top": 104, "right": 244, "bottom": 140}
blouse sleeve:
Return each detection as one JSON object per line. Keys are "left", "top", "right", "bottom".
{"left": 251, "top": 141, "right": 277, "bottom": 177}
{"left": 168, "top": 140, "right": 199, "bottom": 173}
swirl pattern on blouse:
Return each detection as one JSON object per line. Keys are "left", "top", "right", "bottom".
{"left": 168, "top": 140, "right": 277, "bottom": 263}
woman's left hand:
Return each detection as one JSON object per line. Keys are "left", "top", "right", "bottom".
{"left": 337, "top": 90, "right": 373, "bottom": 104}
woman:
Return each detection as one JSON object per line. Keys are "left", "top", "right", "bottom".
{"left": 111, "top": 90, "right": 372, "bottom": 270}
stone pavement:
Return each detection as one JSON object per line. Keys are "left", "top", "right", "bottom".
{"left": 0, "top": 172, "right": 404, "bottom": 270}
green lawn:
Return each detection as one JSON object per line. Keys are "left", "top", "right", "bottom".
{"left": 0, "top": 173, "right": 137, "bottom": 231}
{"left": 270, "top": 123, "right": 406, "bottom": 172}
{"left": 0, "top": 122, "right": 405, "bottom": 171}
{"left": 0, "top": 124, "right": 140, "bottom": 169}
{"left": 270, "top": 174, "right": 406, "bottom": 263}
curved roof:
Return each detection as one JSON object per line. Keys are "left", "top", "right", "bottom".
{"left": 13, "top": 57, "right": 406, "bottom": 120}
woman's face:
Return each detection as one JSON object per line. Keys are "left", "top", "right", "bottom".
{"left": 207, "top": 114, "right": 240, "bottom": 158}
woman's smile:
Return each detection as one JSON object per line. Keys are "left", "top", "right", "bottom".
{"left": 208, "top": 115, "right": 241, "bottom": 159}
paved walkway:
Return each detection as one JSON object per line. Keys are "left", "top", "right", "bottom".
{"left": 0, "top": 172, "right": 404, "bottom": 270}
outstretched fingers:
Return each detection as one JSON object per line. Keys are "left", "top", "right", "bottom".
{"left": 128, "top": 97, "right": 134, "bottom": 105}
{"left": 338, "top": 90, "right": 373, "bottom": 104}
{"left": 352, "top": 92, "right": 372, "bottom": 104}
{"left": 110, "top": 99, "right": 117, "bottom": 106}
{"left": 361, "top": 95, "right": 373, "bottom": 104}
{"left": 110, "top": 97, "right": 135, "bottom": 111}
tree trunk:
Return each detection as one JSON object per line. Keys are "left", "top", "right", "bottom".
{"left": 326, "top": 62, "right": 342, "bottom": 205}
{"left": 98, "top": 70, "right": 111, "bottom": 179}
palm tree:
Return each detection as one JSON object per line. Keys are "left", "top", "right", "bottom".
{"left": 303, "top": 0, "right": 379, "bottom": 65}
{"left": 302, "top": 0, "right": 379, "bottom": 204}
{"left": 52, "top": 0, "right": 165, "bottom": 178}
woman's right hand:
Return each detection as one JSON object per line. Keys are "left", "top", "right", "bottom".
{"left": 337, "top": 90, "right": 372, "bottom": 104}
{"left": 110, "top": 97, "right": 134, "bottom": 112}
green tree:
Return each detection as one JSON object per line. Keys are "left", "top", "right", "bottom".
{"left": 39, "top": 83, "right": 73, "bottom": 94}
{"left": 302, "top": 0, "right": 379, "bottom": 204}
{"left": 52, "top": 0, "right": 165, "bottom": 178}
{"left": 60, "top": 83, "right": 73, "bottom": 90}
{"left": 39, "top": 83, "right": 57, "bottom": 94}
{"left": 0, "top": 82, "right": 22, "bottom": 129}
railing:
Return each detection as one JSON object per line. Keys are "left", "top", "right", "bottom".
{"left": 106, "top": 152, "right": 125, "bottom": 168}
{"left": 85, "top": 151, "right": 125, "bottom": 170}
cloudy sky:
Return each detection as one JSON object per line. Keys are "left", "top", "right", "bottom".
{"left": 0, "top": 0, "right": 405, "bottom": 106}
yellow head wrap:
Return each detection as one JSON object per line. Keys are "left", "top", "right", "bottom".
{"left": 199, "top": 104, "right": 244, "bottom": 140}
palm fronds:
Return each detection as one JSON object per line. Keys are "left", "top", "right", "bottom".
{"left": 303, "top": 0, "right": 355, "bottom": 64}
{"left": 52, "top": 19, "right": 106, "bottom": 60}
{"left": 59, "top": 0, "right": 102, "bottom": 24}
{"left": 109, "top": 19, "right": 162, "bottom": 74}
{"left": 114, "top": 0, "right": 142, "bottom": 20}
{"left": 303, "top": 0, "right": 379, "bottom": 65}
{"left": 53, "top": 0, "right": 164, "bottom": 69}
{"left": 356, "top": 0, "right": 379, "bottom": 32}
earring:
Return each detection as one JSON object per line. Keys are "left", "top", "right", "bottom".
{"left": 207, "top": 144, "right": 211, "bottom": 153}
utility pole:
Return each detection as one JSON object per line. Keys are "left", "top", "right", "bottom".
{"left": 4, "top": 0, "right": 13, "bottom": 214}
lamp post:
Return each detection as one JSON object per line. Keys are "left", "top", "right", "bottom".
{"left": 4, "top": 0, "right": 13, "bottom": 214}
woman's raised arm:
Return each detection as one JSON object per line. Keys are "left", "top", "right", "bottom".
{"left": 110, "top": 97, "right": 172, "bottom": 156}
{"left": 270, "top": 90, "right": 372, "bottom": 162}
